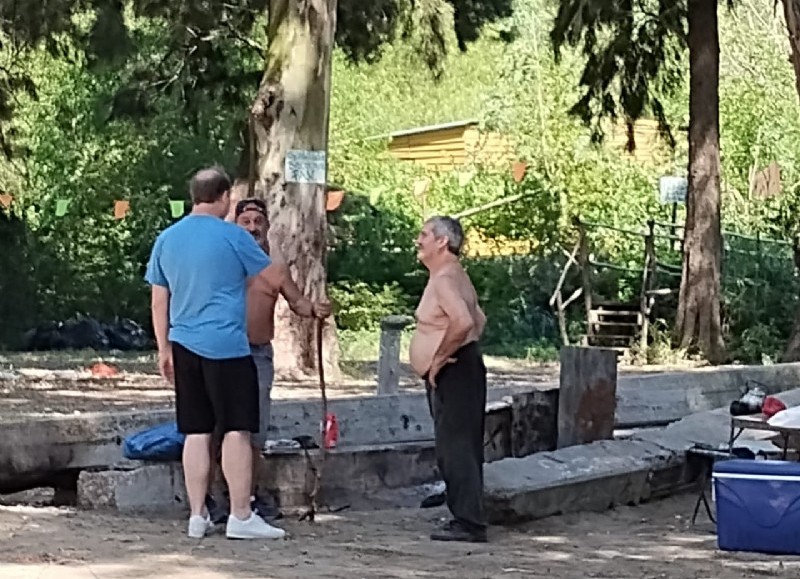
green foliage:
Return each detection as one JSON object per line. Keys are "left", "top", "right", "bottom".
{"left": 0, "top": 37, "right": 243, "bottom": 341}
{"left": 1, "top": 0, "right": 799, "bottom": 367}
{"left": 328, "top": 281, "right": 413, "bottom": 331}
{"left": 550, "top": 0, "right": 687, "bottom": 143}
{"left": 465, "top": 254, "right": 563, "bottom": 354}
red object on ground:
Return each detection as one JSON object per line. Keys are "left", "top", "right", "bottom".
{"left": 89, "top": 362, "right": 119, "bottom": 377}
{"left": 763, "top": 395, "right": 787, "bottom": 419}
{"left": 322, "top": 413, "right": 338, "bottom": 449}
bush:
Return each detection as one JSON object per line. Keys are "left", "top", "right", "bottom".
{"left": 329, "top": 281, "right": 413, "bottom": 332}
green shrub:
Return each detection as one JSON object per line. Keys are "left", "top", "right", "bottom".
{"left": 329, "top": 281, "right": 413, "bottom": 332}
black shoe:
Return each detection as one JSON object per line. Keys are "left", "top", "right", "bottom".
{"left": 430, "top": 520, "right": 487, "bottom": 543}
{"left": 205, "top": 494, "right": 228, "bottom": 525}
{"left": 420, "top": 491, "right": 447, "bottom": 509}
{"left": 251, "top": 495, "right": 282, "bottom": 521}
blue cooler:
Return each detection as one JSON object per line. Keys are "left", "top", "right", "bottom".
{"left": 713, "top": 459, "right": 800, "bottom": 555}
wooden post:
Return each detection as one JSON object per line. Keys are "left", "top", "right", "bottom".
{"left": 669, "top": 202, "right": 678, "bottom": 252}
{"left": 575, "top": 218, "right": 593, "bottom": 344}
{"left": 377, "top": 315, "right": 412, "bottom": 395}
{"left": 639, "top": 220, "right": 656, "bottom": 354}
{"left": 557, "top": 346, "right": 617, "bottom": 448}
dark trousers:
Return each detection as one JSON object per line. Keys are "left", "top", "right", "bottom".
{"left": 426, "top": 341, "right": 487, "bottom": 530}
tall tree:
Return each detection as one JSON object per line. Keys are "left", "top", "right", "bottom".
{"left": 551, "top": 0, "right": 728, "bottom": 363}
{"left": 775, "top": 0, "right": 800, "bottom": 362}
{"left": 0, "top": 0, "right": 513, "bottom": 376}
{"left": 252, "top": 0, "right": 514, "bottom": 377}
{"left": 251, "top": 0, "right": 339, "bottom": 378}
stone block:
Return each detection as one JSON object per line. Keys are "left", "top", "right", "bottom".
{"left": 78, "top": 464, "right": 186, "bottom": 512}
{"left": 510, "top": 389, "right": 558, "bottom": 457}
{"left": 484, "top": 439, "right": 682, "bottom": 524}
{"left": 484, "top": 403, "right": 512, "bottom": 463}
{"left": 78, "top": 442, "right": 439, "bottom": 512}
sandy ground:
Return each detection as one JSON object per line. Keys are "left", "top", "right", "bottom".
{"left": 1, "top": 493, "right": 798, "bottom": 579}
{"left": 0, "top": 350, "right": 704, "bottom": 418}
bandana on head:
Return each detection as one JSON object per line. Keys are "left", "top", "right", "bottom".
{"left": 235, "top": 198, "right": 267, "bottom": 219}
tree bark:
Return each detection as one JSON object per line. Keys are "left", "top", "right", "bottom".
{"left": 783, "top": 0, "right": 800, "bottom": 100}
{"left": 782, "top": 239, "right": 800, "bottom": 361}
{"left": 780, "top": 1, "right": 800, "bottom": 360}
{"left": 251, "top": 0, "right": 340, "bottom": 380}
{"left": 675, "top": 0, "right": 726, "bottom": 364}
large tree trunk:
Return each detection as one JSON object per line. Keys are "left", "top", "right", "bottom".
{"left": 251, "top": 0, "right": 340, "bottom": 380}
{"left": 783, "top": 0, "right": 800, "bottom": 99}
{"left": 782, "top": 239, "right": 800, "bottom": 361}
{"left": 780, "top": 0, "right": 800, "bottom": 361}
{"left": 675, "top": 0, "right": 726, "bottom": 364}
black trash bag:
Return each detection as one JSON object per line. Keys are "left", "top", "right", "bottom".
{"left": 23, "top": 316, "right": 152, "bottom": 351}
{"left": 61, "top": 317, "right": 109, "bottom": 350}
{"left": 103, "top": 319, "right": 151, "bottom": 351}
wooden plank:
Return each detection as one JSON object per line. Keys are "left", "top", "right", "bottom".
{"left": 390, "top": 128, "right": 467, "bottom": 146}
{"left": 389, "top": 150, "right": 467, "bottom": 161}
{"left": 389, "top": 141, "right": 467, "bottom": 152}
{"left": 557, "top": 347, "right": 618, "bottom": 448}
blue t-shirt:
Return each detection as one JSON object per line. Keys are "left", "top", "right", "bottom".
{"left": 144, "top": 214, "right": 270, "bottom": 359}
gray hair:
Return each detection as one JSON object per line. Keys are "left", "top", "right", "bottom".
{"left": 426, "top": 215, "right": 465, "bottom": 256}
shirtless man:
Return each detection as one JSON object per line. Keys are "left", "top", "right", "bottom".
{"left": 207, "top": 198, "right": 331, "bottom": 521}
{"left": 409, "top": 216, "right": 487, "bottom": 543}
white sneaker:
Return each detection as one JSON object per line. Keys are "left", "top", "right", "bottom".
{"left": 187, "top": 514, "right": 213, "bottom": 539}
{"left": 226, "top": 511, "right": 286, "bottom": 540}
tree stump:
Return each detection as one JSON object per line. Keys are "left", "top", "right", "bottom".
{"left": 557, "top": 346, "right": 618, "bottom": 448}
{"left": 377, "top": 315, "right": 411, "bottom": 395}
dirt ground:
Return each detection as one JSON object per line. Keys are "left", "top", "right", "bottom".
{"left": 0, "top": 350, "right": 703, "bottom": 418}
{"left": 0, "top": 493, "right": 798, "bottom": 579}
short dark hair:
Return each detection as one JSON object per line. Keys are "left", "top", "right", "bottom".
{"left": 235, "top": 198, "right": 268, "bottom": 219}
{"left": 189, "top": 166, "right": 231, "bottom": 204}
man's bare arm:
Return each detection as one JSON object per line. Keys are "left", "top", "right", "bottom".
{"left": 432, "top": 275, "right": 475, "bottom": 362}
{"left": 151, "top": 284, "right": 174, "bottom": 383}
{"left": 279, "top": 271, "right": 315, "bottom": 317}
{"left": 151, "top": 285, "right": 170, "bottom": 352}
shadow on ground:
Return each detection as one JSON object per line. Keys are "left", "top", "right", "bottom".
{"left": 0, "top": 494, "right": 798, "bottom": 579}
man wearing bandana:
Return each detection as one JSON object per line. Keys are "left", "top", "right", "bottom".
{"left": 207, "top": 198, "right": 331, "bottom": 522}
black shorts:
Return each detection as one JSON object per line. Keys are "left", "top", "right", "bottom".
{"left": 172, "top": 342, "right": 260, "bottom": 435}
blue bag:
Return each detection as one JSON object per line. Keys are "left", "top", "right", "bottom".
{"left": 123, "top": 421, "right": 185, "bottom": 461}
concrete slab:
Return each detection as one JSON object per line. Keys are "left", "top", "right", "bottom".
{"left": 615, "top": 362, "right": 800, "bottom": 427}
{"left": 484, "top": 386, "right": 800, "bottom": 524}
{"left": 6, "top": 361, "right": 800, "bottom": 491}
{"left": 1, "top": 387, "right": 559, "bottom": 490}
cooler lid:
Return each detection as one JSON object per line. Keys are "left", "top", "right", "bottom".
{"left": 713, "top": 459, "right": 800, "bottom": 477}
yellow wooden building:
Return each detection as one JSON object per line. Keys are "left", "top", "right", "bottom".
{"left": 386, "top": 120, "right": 515, "bottom": 172}
{"left": 385, "top": 118, "right": 671, "bottom": 171}
{"left": 605, "top": 118, "right": 674, "bottom": 165}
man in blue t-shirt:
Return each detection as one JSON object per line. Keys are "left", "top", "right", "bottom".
{"left": 145, "top": 166, "right": 284, "bottom": 541}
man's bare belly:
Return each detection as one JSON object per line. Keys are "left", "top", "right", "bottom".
{"left": 409, "top": 327, "right": 445, "bottom": 377}
{"left": 247, "top": 288, "right": 277, "bottom": 345}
